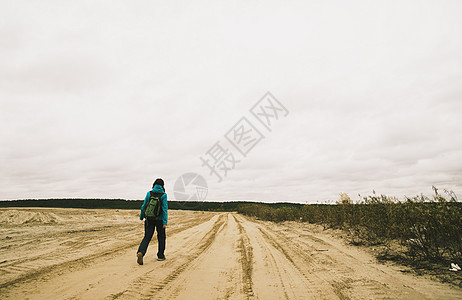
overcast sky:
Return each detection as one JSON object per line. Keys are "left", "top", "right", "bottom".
{"left": 1, "top": 0, "right": 461, "bottom": 203}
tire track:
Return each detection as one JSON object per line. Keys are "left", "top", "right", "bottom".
{"left": 263, "top": 223, "right": 390, "bottom": 299}
{"left": 237, "top": 216, "right": 306, "bottom": 299}
{"left": 111, "top": 213, "right": 226, "bottom": 300}
{"left": 233, "top": 214, "right": 254, "bottom": 299}
{"left": 264, "top": 225, "right": 364, "bottom": 299}
{"left": 150, "top": 214, "right": 226, "bottom": 296}
{"left": 255, "top": 224, "right": 348, "bottom": 299}
{"left": 0, "top": 223, "right": 140, "bottom": 286}
{"left": 154, "top": 214, "right": 228, "bottom": 299}
{"left": 0, "top": 225, "right": 141, "bottom": 289}
{"left": 253, "top": 219, "right": 461, "bottom": 300}
{"left": 0, "top": 237, "right": 139, "bottom": 291}
{"left": 235, "top": 214, "right": 328, "bottom": 299}
{"left": 151, "top": 213, "right": 248, "bottom": 300}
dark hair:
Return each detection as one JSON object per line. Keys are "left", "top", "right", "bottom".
{"left": 153, "top": 178, "right": 164, "bottom": 189}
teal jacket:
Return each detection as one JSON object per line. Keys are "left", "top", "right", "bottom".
{"left": 140, "top": 184, "right": 168, "bottom": 225}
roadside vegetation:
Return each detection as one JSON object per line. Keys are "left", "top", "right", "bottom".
{"left": 237, "top": 187, "right": 462, "bottom": 285}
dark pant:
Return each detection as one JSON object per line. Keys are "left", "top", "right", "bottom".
{"left": 137, "top": 219, "right": 166, "bottom": 258}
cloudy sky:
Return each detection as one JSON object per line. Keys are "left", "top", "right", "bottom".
{"left": 1, "top": 0, "right": 461, "bottom": 203}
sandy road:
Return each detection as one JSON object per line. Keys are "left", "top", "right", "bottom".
{"left": 0, "top": 208, "right": 461, "bottom": 299}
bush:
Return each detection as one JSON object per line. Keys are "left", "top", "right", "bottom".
{"left": 237, "top": 188, "right": 462, "bottom": 262}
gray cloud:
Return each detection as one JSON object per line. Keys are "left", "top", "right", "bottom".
{"left": 1, "top": 0, "right": 462, "bottom": 202}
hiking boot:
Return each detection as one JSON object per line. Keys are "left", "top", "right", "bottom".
{"left": 137, "top": 252, "right": 144, "bottom": 265}
{"left": 157, "top": 257, "right": 166, "bottom": 261}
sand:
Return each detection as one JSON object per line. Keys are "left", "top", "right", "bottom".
{"left": 0, "top": 208, "right": 461, "bottom": 299}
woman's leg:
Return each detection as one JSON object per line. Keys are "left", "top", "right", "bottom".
{"left": 137, "top": 220, "right": 156, "bottom": 256}
{"left": 156, "top": 220, "right": 166, "bottom": 259}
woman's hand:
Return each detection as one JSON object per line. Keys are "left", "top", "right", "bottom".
{"left": 163, "top": 224, "right": 167, "bottom": 229}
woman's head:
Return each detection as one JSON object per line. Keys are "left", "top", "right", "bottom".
{"left": 153, "top": 178, "right": 165, "bottom": 189}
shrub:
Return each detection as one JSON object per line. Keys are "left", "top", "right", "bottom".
{"left": 237, "top": 188, "right": 461, "bottom": 262}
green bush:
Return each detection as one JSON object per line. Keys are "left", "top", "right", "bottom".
{"left": 237, "top": 188, "right": 461, "bottom": 262}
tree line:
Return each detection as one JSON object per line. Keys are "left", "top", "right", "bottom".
{"left": 0, "top": 198, "right": 298, "bottom": 212}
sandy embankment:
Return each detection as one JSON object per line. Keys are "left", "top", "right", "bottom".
{"left": 0, "top": 208, "right": 461, "bottom": 299}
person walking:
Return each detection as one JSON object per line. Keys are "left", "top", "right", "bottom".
{"left": 137, "top": 178, "right": 168, "bottom": 265}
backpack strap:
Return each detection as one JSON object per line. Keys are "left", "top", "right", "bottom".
{"left": 150, "top": 191, "right": 164, "bottom": 198}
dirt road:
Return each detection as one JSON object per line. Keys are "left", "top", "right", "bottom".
{"left": 0, "top": 208, "right": 461, "bottom": 299}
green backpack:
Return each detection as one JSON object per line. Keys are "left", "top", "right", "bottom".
{"left": 144, "top": 192, "right": 163, "bottom": 220}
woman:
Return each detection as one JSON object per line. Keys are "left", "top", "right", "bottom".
{"left": 137, "top": 178, "right": 168, "bottom": 265}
